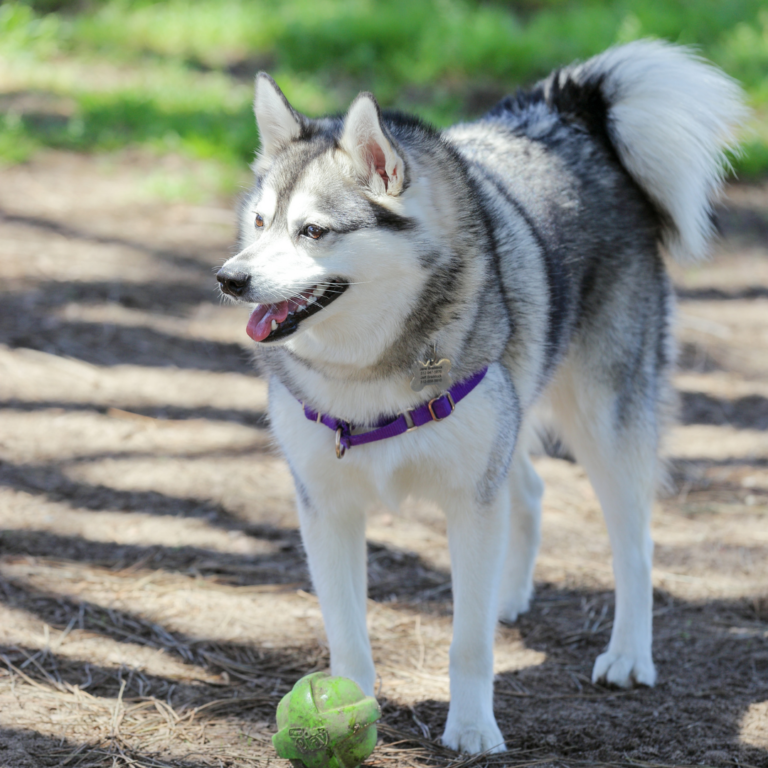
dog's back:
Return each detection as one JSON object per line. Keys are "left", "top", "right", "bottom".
{"left": 445, "top": 40, "right": 746, "bottom": 414}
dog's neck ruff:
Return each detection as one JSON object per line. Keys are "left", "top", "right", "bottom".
{"left": 301, "top": 368, "right": 488, "bottom": 458}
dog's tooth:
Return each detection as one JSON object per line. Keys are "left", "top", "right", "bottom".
{"left": 271, "top": 319, "right": 277, "bottom": 331}
{"left": 313, "top": 287, "right": 325, "bottom": 297}
{"left": 307, "top": 295, "right": 316, "bottom": 304}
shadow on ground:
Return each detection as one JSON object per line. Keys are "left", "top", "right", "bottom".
{"left": 0, "top": 210, "right": 220, "bottom": 274}
{"left": 1, "top": 560, "right": 766, "bottom": 768}
{"left": 0, "top": 726, "right": 245, "bottom": 768}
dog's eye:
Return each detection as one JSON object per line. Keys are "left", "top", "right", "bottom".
{"left": 302, "top": 224, "right": 325, "bottom": 240}
{"left": 255, "top": 214, "right": 264, "bottom": 228}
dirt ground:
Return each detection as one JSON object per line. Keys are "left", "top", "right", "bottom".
{"left": 0, "top": 150, "right": 766, "bottom": 768}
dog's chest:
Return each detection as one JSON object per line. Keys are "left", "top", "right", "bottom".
{"left": 268, "top": 364, "right": 512, "bottom": 513}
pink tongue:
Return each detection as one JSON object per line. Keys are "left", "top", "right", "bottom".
{"left": 246, "top": 301, "right": 291, "bottom": 342}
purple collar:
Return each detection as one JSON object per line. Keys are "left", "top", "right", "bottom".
{"left": 301, "top": 367, "right": 488, "bottom": 458}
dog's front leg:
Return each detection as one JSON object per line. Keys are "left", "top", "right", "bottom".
{"left": 441, "top": 485, "right": 510, "bottom": 754}
{"left": 297, "top": 496, "right": 376, "bottom": 696}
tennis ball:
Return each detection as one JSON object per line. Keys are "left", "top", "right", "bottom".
{"left": 273, "top": 672, "right": 381, "bottom": 768}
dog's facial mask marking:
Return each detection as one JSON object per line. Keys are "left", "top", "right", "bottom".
{"left": 220, "top": 77, "right": 430, "bottom": 364}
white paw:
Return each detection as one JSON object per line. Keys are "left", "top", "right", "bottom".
{"left": 498, "top": 585, "right": 533, "bottom": 624}
{"left": 592, "top": 651, "right": 657, "bottom": 688}
{"left": 441, "top": 719, "right": 506, "bottom": 754}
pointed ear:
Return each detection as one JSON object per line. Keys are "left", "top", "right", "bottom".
{"left": 339, "top": 93, "right": 405, "bottom": 196}
{"left": 254, "top": 72, "right": 303, "bottom": 161}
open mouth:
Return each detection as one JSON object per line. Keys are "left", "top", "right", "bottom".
{"left": 245, "top": 280, "right": 349, "bottom": 343}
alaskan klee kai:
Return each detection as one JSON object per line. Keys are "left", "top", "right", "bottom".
{"left": 217, "top": 41, "right": 745, "bottom": 753}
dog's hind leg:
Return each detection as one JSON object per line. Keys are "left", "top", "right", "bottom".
{"left": 550, "top": 363, "right": 658, "bottom": 689}
{"left": 297, "top": 496, "right": 376, "bottom": 695}
{"left": 440, "top": 484, "right": 510, "bottom": 754}
{"left": 498, "top": 427, "right": 544, "bottom": 623}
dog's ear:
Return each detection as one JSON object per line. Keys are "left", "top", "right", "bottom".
{"left": 254, "top": 73, "right": 303, "bottom": 162}
{"left": 340, "top": 93, "right": 405, "bottom": 196}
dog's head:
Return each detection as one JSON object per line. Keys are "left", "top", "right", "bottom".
{"left": 217, "top": 74, "right": 459, "bottom": 368}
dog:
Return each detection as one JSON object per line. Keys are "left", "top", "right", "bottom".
{"left": 216, "top": 40, "right": 745, "bottom": 753}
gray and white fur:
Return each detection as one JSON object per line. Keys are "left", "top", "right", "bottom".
{"left": 217, "top": 40, "right": 746, "bottom": 754}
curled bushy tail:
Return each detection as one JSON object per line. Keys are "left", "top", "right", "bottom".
{"left": 549, "top": 40, "right": 749, "bottom": 262}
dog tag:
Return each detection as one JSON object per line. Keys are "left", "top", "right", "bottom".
{"left": 410, "top": 358, "right": 452, "bottom": 392}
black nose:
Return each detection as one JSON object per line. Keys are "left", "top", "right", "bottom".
{"left": 217, "top": 269, "right": 250, "bottom": 298}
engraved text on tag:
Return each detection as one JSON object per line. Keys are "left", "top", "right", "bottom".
{"left": 410, "top": 358, "right": 452, "bottom": 391}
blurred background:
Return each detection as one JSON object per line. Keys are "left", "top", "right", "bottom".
{"left": 2, "top": 0, "right": 767, "bottom": 195}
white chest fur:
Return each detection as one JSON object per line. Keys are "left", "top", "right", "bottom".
{"left": 268, "top": 362, "right": 514, "bottom": 509}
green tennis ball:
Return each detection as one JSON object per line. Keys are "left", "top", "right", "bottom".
{"left": 273, "top": 672, "right": 381, "bottom": 768}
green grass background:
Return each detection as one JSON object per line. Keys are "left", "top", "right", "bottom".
{"left": 2, "top": 0, "right": 767, "bottom": 196}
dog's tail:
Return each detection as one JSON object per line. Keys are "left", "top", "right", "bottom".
{"left": 540, "top": 40, "right": 748, "bottom": 262}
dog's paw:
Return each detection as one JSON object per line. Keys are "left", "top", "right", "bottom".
{"left": 592, "top": 651, "right": 656, "bottom": 688}
{"left": 441, "top": 720, "right": 506, "bottom": 754}
{"left": 498, "top": 585, "right": 533, "bottom": 624}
